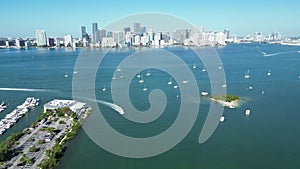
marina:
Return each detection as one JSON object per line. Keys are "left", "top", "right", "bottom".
{"left": 0, "top": 97, "right": 39, "bottom": 135}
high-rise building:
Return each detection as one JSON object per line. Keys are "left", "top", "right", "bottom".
{"left": 81, "top": 26, "right": 88, "bottom": 39}
{"left": 47, "top": 38, "right": 55, "bottom": 47}
{"left": 92, "top": 22, "right": 98, "bottom": 43}
{"left": 134, "top": 22, "right": 141, "bottom": 35}
{"left": 224, "top": 29, "right": 230, "bottom": 39}
{"left": 140, "top": 26, "right": 146, "bottom": 34}
{"left": 36, "top": 30, "right": 47, "bottom": 46}
{"left": 64, "top": 34, "right": 73, "bottom": 47}
{"left": 124, "top": 27, "right": 131, "bottom": 33}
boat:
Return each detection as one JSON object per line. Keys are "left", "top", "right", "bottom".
{"left": 218, "top": 66, "right": 222, "bottom": 70}
{"left": 182, "top": 80, "right": 188, "bottom": 84}
{"left": 229, "top": 105, "right": 235, "bottom": 109}
{"left": 117, "top": 68, "right": 122, "bottom": 72}
{"left": 112, "top": 76, "right": 117, "bottom": 80}
{"left": 248, "top": 86, "right": 253, "bottom": 90}
{"left": 138, "top": 75, "right": 144, "bottom": 83}
{"left": 64, "top": 74, "right": 69, "bottom": 78}
{"left": 201, "top": 92, "right": 209, "bottom": 96}
{"left": 202, "top": 67, "right": 207, "bottom": 72}
{"left": 244, "top": 70, "right": 251, "bottom": 79}
{"left": 102, "top": 86, "right": 107, "bottom": 92}
{"left": 137, "top": 73, "right": 141, "bottom": 78}
{"left": 192, "top": 63, "right": 197, "bottom": 69}
{"left": 146, "top": 69, "right": 151, "bottom": 76}
{"left": 167, "top": 77, "right": 173, "bottom": 85}
{"left": 173, "top": 85, "right": 178, "bottom": 89}
{"left": 219, "top": 116, "right": 225, "bottom": 122}
{"left": 245, "top": 109, "right": 251, "bottom": 115}
{"left": 73, "top": 70, "right": 78, "bottom": 74}
{"left": 142, "top": 85, "right": 148, "bottom": 91}
{"left": 267, "top": 69, "right": 271, "bottom": 76}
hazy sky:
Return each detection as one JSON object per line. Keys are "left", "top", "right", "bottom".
{"left": 1, "top": 0, "right": 299, "bottom": 37}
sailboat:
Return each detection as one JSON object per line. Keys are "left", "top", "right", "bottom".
{"left": 102, "top": 86, "right": 107, "bottom": 92}
{"left": 167, "top": 77, "right": 173, "bottom": 85}
{"left": 142, "top": 84, "right": 148, "bottom": 91}
{"left": 146, "top": 69, "right": 151, "bottom": 76}
{"left": 267, "top": 69, "right": 271, "bottom": 76}
{"left": 138, "top": 75, "right": 144, "bottom": 83}
{"left": 244, "top": 70, "right": 251, "bottom": 79}
{"left": 192, "top": 63, "right": 197, "bottom": 69}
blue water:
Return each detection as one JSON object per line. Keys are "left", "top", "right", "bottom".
{"left": 0, "top": 44, "right": 300, "bottom": 169}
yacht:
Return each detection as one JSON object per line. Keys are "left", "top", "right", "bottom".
{"left": 137, "top": 73, "right": 141, "bottom": 78}
{"left": 64, "top": 74, "right": 69, "bottom": 78}
{"left": 245, "top": 109, "right": 251, "bottom": 115}
{"left": 201, "top": 92, "right": 209, "bottom": 96}
{"left": 173, "top": 85, "right": 178, "bottom": 89}
{"left": 244, "top": 70, "right": 251, "bottom": 79}
{"left": 202, "top": 67, "right": 207, "bottom": 72}
{"left": 219, "top": 116, "right": 225, "bottom": 122}
{"left": 182, "top": 80, "right": 188, "bottom": 84}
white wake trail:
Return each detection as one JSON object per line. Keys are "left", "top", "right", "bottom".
{"left": 97, "top": 100, "right": 125, "bottom": 115}
{"left": 0, "top": 87, "right": 61, "bottom": 93}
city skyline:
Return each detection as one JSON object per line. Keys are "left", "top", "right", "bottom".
{"left": 0, "top": 0, "right": 299, "bottom": 37}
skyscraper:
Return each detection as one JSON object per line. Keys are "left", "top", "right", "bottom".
{"left": 92, "top": 22, "right": 98, "bottom": 43}
{"left": 36, "top": 30, "right": 47, "bottom": 46}
{"left": 134, "top": 22, "right": 141, "bottom": 35}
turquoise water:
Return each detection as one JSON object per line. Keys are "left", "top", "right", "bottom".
{"left": 0, "top": 44, "right": 300, "bottom": 169}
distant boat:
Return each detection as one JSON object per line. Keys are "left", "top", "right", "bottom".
{"left": 119, "top": 75, "right": 125, "bottom": 79}
{"left": 245, "top": 109, "right": 251, "bottom": 115}
{"left": 137, "top": 72, "right": 141, "bottom": 78}
{"left": 142, "top": 84, "right": 148, "bottom": 91}
{"left": 138, "top": 75, "right": 144, "bottom": 83}
{"left": 112, "top": 76, "right": 117, "bottom": 80}
{"left": 267, "top": 69, "right": 271, "bottom": 76}
{"left": 261, "top": 90, "right": 265, "bottom": 95}
{"left": 73, "top": 70, "right": 78, "bottom": 74}
{"left": 192, "top": 63, "right": 197, "bottom": 69}
{"left": 173, "top": 85, "right": 178, "bottom": 89}
{"left": 64, "top": 74, "right": 69, "bottom": 78}
{"left": 248, "top": 86, "right": 253, "bottom": 90}
{"left": 244, "top": 70, "right": 251, "bottom": 79}
{"left": 201, "top": 91, "right": 209, "bottom": 96}
{"left": 222, "top": 84, "right": 227, "bottom": 88}
{"left": 146, "top": 69, "right": 151, "bottom": 76}
{"left": 218, "top": 66, "right": 222, "bottom": 70}
{"left": 202, "top": 67, "right": 207, "bottom": 72}
{"left": 117, "top": 68, "right": 122, "bottom": 72}
{"left": 182, "top": 80, "right": 188, "bottom": 84}
{"left": 219, "top": 116, "right": 225, "bottom": 122}
{"left": 102, "top": 86, "right": 107, "bottom": 92}
{"left": 167, "top": 77, "right": 173, "bottom": 85}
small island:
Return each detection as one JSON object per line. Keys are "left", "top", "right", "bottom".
{"left": 210, "top": 94, "right": 240, "bottom": 109}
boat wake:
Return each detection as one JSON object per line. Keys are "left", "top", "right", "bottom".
{"left": 257, "top": 48, "right": 298, "bottom": 57}
{"left": 0, "top": 87, "right": 62, "bottom": 93}
{"left": 97, "top": 100, "right": 125, "bottom": 115}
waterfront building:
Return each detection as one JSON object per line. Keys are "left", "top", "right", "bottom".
{"left": 124, "top": 27, "right": 131, "bottom": 33}
{"left": 47, "top": 38, "right": 55, "bottom": 47}
{"left": 101, "top": 37, "right": 116, "bottom": 48}
{"left": 15, "top": 39, "right": 25, "bottom": 48}
{"left": 36, "top": 30, "right": 47, "bottom": 46}
{"left": 64, "top": 34, "right": 73, "bottom": 47}
{"left": 134, "top": 22, "right": 141, "bottom": 35}
{"left": 92, "top": 22, "right": 98, "bottom": 43}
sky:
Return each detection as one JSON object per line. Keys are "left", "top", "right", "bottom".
{"left": 0, "top": 0, "right": 299, "bottom": 38}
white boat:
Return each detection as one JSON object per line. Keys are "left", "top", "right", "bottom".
{"left": 219, "top": 116, "right": 225, "bottom": 122}
{"left": 102, "top": 86, "right": 107, "bottom": 92}
{"left": 202, "top": 67, "right": 207, "bottom": 72}
{"left": 120, "top": 75, "right": 125, "bottom": 79}
{"left": 173, "top": 85, "right": 178, "bottom": 89}
{"left": 267, "top": 69, "right": 271, "bottom": 76}
{"left": 117, "top": 68, "right": 122, "bottom": 72}
{"left": 137, "top": 73, "right": 141, "bottom": 78}
{"left": 218, "top": 66, "right": 222, "bottom": 70}
{"left": 182, "top": 80, "right": 188, "bottom": 84}
{"left": 229, "top": 105, "right": 235, "bottom": 109}
{"left": 146, "top": 70, "right": 151, "bottom": 76}
{"left": 167, "top": 77, "right": 173, "bottom": 85}
{"left": 142, "top": 85, "right": 148, "bottom": 91}
{"left": 64, "top": 74, "right": 69, "bottom": 78}
{"left": 244, "top": 70, "right": 251, "bottom": 79}
{"left": 201, "top": 92, "right": 209, "bottom": 96}
{"left": 245, "top": 109, "right": 251, "bottom": 115}
{"left": 192, "top": 63, "right": 197, "bottom": 69}
{"left": 248, "top": 86, "right": 253, "bottom": 90}
{"left": 73, "top": 71, "right": 78, "bottom": 74}
{"left": 138, "top": 76, "right": 144, "bottom": 83}
{"left": 112, "top": 76, "right": 117, "bottom": 80}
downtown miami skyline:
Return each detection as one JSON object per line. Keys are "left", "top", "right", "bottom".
{"left": 0, "top": 0, "right": 300, "bottom": 38}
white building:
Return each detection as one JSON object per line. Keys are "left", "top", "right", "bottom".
{"left": 36, "top": 30, "right": 47, "bottom": 46}
{"left": 43, "top": 99, "right": 87, "bottom": 116}
{"left": 101, "top": 37, "right": 116, "bottom": 47}
{"left": 64, "top": 34, "right": 73, "bottom": 47}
